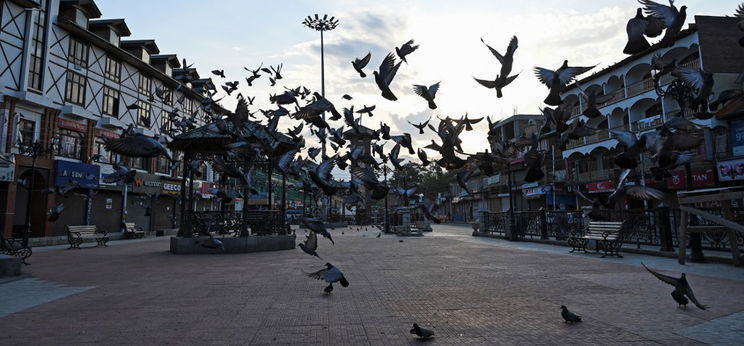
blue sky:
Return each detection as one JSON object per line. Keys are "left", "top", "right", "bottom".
{"left": 95, "top": 0, "right": 740, "bottom": 178}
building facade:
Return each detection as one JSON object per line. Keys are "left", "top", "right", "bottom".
{"left": 0, "top": 0, "right": 222, "bottom": 239}
{"left": 559, "top": 15, "right": 744, "bottom": 209}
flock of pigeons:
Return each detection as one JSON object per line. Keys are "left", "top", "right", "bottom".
{"left": 19, "top": 0, "right": 733, "bottom": 338}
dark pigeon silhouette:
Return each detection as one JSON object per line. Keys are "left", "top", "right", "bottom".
{"left": 410, "top": 323, "right": 435, "bottom": 340}
{"left": 642, "top": 262, "right": 707, "bottom": 310}
{"left": 560, "top": 305, "right": 582, "bottom": 323}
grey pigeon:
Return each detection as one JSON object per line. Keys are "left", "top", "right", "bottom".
{"left": 352, "top": 52, "right": 372, "bottom": 78}
{"left": 374, "top": 52, "right": 403, "bottom": 101}
{"left": 396, "top": 39, "right": 419, "bottom": 63}
{"left": 301, "top": 217, "right": 335, "bottom": 245}
{"left": 624, "top": 8, "right": 666, "bottom": 54}
{"left": 298, "top": 231, "right": 323, "bottom": 259}
{"left": 412, "top": 82, "right": 440, "bottom": 109}
{"left": 307, "top": 262, "right": 349, "bottom": 294}
{"left": 198, "top": 232, "right": 224, "bottom": 250}
{"left": 104, "top": 134, "right": 172, "bottom": 160}
{"left": 534, "top": 60, "right": 596, "bottom": 106}
{"left": 642, "top": 262, "right": 707, "bottom": 309}
{"left": 410, "top": 323, "right": 434, "bottom": 340}
{"left": 47, "top": 204, "right": 64, "bottom": 222}
{"left": 560, "top": 306, "right": 582, "bottom": 323}
{"left": 640, "top": 0, "right": 687, "bottom": 48}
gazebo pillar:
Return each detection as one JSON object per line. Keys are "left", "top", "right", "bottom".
{"left": 178, "top": 151, "right": 190, "bottom": 237}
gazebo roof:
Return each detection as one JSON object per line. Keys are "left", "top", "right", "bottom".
{"left": 168, "top": 120, "right": 293, "bottom": 154}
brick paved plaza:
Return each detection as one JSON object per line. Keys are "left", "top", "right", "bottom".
{"left": 2, "top": 225, "right": 744, "bottom": 345}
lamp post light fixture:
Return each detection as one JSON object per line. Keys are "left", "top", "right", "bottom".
{"left": 303, "top": 13, "right": 338, "bottom": 223}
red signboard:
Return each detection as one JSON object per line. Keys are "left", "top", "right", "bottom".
{"left": 201, "top": 182, "right": 218, "bottom": 194}
{"left": 95, "top": 128, "right": 120, "bottom": 139}
{"left": 587, "top": 180, "right": 615, "bottom": 194}
{"left": 57, "top": 118, "right": 87, "bottom": 132}
{"left": 666, "top": 168, "right": 716, "bottom": 189}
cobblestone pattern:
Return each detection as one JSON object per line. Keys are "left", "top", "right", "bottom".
{"left": 1, "top": 225, "right": 743, "bottom": 345}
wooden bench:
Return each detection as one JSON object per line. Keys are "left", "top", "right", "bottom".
{"left": 66, "top": 225, "right": 109, "bottom": 249}
{"left": 123, "top": 222, "right": 145, "bottom": 239}
{"left": 570, "top": 221, "right": 625, "bottom": 258}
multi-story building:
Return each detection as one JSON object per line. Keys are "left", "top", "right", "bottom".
{"left": 559, "top": 15, "right": 744, "bottom": 208}
{"left": 446, "top": 113, "right": 572, "bottom": 222}
{"left": 0, "top": 0, "right": 220, "bottom": 240}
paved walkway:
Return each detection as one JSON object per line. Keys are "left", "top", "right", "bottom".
{"left": 1, "top": 224, "right": 743, "bottom": 345}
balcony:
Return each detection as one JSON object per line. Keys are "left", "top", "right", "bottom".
{"left": 576, "top": 168, "right": 617, "bottom": 183}
{"left": 632, "top": 114, "right": 663, "bottom": 132}
{"left": 565, "top": 130, "right": 611, "bottom": 149}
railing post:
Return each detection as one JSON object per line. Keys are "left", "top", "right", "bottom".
{"left": 480, "top": 210, "right": 488, "bottom": 235}
{"left": 540, "top": 209, "right": 548, "bottom": 240}
{"left": 659, "top": 207, "right": 674, "bottom": 252}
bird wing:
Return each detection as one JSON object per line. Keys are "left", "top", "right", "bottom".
{"left": 412, "top": 84, "right": 429, "bottom": 99}
{"left": 557, "top": 65, "right": 596, "bottom": 85}
{"left": 480, "top": 37, "right": 504, "bottom": 63}
{"left": 307, "top": 267, "right": 329, "bottom": 280}
{"left": 379, "top": 52, "right": 401, "bottom": 86}
{"left": 644, "top": 14, "right": 667, "bottom": 37}
{"left": 351, "top": 166, "right": 379, "bottom": 185}
{"left": 627, "top": 16, "right": 650, "bottom": 40}
{"left": 428, "top": 82, "right": 440, "bottom": 98}
{"left": 610, "top": 129, "right": 638, "bottom": 147}
{"left": 674, "top": 67, "right": 705, "bottom": 90}
{"left": 640, "top": 0, "right": 678, "bottom": 27}
{"left": 359, "top": 52, "right": 371, "bottom": 68}
{"left": 627, "top": 186, "right": 668, "bottom": 201}
{"left": 317, "top": 158, "right": 335, "bottom": 180}
{"left": 533, "top": 67, "right": 556, "bottom": 87}
{"left": 390, "top": 143, "right": 401, "bottom": 160}
{"left": 642, "top": 262, "right": 680, "bottom": 286}
{"left": 737, "top": 3, "right": 744, "bottom": 17}
{"left": 506, "top": 36, "right": 518, "bottom": 57}
{"left": 323, "top": 267, "right": 344, "bottom": 282}
{"left": 473, "top": 77, "right": 498, "bottom": 89}
{"left": 575, "top": 189, "right": 593, "bottom": 203}
{"left": 684, "top": 282, "right": 707, "bottom": 310}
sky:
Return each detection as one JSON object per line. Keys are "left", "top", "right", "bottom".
{"left": 95, "top": 0, "right": 740, "bottom": 179}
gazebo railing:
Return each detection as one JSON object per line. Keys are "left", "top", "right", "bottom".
{"left": 189, "top": 210, "right": 288, "bottom": 237}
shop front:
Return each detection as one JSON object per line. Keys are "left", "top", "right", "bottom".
{"left": 52, "top": 160, "right": 99, "bottom": 236}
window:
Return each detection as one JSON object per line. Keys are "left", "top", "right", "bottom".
{"left": 137, "top": 101, "right": 151, "bottom": 127}
{"left": 162, "top": 88, "right": 172, "bottom": 105}
{"left": 138, "top": 75, "right": 152, "bottom": 95}
{"left": 17, "top": 119, "right": 36, "bottom": 148}
{"left": 64, "top": 71, "right": 86, "bottom": 105}
{"left": 56, "top": 129, "right": 82, "bottom": 159}
{"left": 102, "top": 86, "right": 119, "bottom": 117}
{"left": 105, "top": 56, "right": 120, "bottom": 82}
{"left": 182, "top": 97, "right": 192, "bottom": 114}
{"left": 161, "top": 111, "right": 173, "bottom": 132}
{"left": 93, "top": 137, "right": 119, "bottom": 164}
{"left": 28, "top": 0, "right": 48, "bottom": 90}
{"left": 130, "top": 156, "right": 148, "bottom": 170}
{"left": 68, "top": 36, "right": 89, "bottom": 68}
{"left": 156, "top": 156, "right": 170, "bottom": 174}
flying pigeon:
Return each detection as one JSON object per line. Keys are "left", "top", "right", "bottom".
{"left": 301, "top": 217, "right": 335, "bottom": 245}
{"left": 642, "top": 262, "right": 707, "bottom": 309}
{"left": 408, "top": 118, "right": 430, "bottom": 135}
{"left": 534, "top": 60, "right": 596, "bottom": 106}
{"left": 623, "top": 8, "right": 666, "bottom": 54}
{"left": 412, "top": 82, "right": 440, "bottom": 109}
{"left": 352, "top": 52, "right": 372, "bottom": 78}
{"left": 374, "top": 52, "right": 403, "bottom": 101}
{"left": 298, "top": 231, "right": 323, "bottom": 259}
{"left": 396, "top": 39, "right": 419, "bottom": 63}
{"left": 640, "top": 0, "right": 687, "bottom": 48}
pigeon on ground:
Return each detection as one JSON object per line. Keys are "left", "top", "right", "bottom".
{"left": 198, "top": 232, "right": 224, "bottom": 250}
{"left": 352, "top": 52, "right": 372, "bottom": 78}
{"left": 374, "top": 52, "right": 403, "bottom": 101}
{"left": 410, "top": 323, "right": 434, "bottom": 340}
{"left": 298, "top": 231, "right": 323, "bottom": 260}
{"left": 642, "top": 262, "right": 707, "bottom": 310}
{"left": 396, "top": 39, "right": 419, "bottom": 63}
{"left": 376, "top": 232, "right": 381, "bottom": 238}
{"left": 307, "top": 262, "right": 349, "bottom": 294}
{"left": 412, "top": 82, "right": 440, "bottom": 109}
{"left": 560, "top": 306, "right": 582, "bottom": 323}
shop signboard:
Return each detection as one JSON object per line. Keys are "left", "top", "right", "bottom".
{"left": 731, "top": 120, "right": 744, "bottom": 156}
{"left": 717, "top": 158, "right": 744, "bottom": 182}
{"left": 55, "top": 160, "right": 99, "bottom": 189}
{"left": 57, "top": 118, "right": 88, "bottom": 132}
{"left": 666, "top": 168, "right": 716, "bottom": 189}
{"left": 131, "top": 173, "right": 162, "bottom": 194}
{"left": 161, "top": 178, "right": 182, "bottom": 196}
{"left": 200, "top": 182, "right": 217, "bottom": 198}
{"left": 586, "top": 180, "right": 615, "bottom": 194}
{"left": 523, "top": 185, "right": 551, "bottom": 197}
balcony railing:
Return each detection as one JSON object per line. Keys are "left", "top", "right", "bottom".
{"left": 577, "top": 168, "right": 617, "bottom": 183}
{"left": 632, "top": 114, "right": 663, "bottom": 131}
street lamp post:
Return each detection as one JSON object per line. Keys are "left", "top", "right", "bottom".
{"left": 383, "top": 162, "right": 389, "bottom": 233}
{"left": 303, "top": 14, "right": 338, "bottom": 223}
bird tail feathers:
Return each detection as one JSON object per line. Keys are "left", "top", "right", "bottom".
{"left": 340, "top": 277, "right": 349, "bottom": 287}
